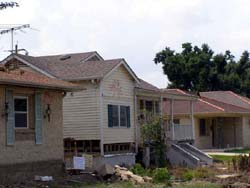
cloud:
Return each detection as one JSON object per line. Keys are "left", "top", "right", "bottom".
{"left": 0, "top": 0, "right": 250, "bottom": 88}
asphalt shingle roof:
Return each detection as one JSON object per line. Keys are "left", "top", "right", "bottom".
{"left": 0, "top": 68, "right": 80, "bottom": 91}
{"left": 15, "top": 53, "right": 122, "bottom": 80}
{"left": 136, "top": 79, "right": 160, "bottom": 92}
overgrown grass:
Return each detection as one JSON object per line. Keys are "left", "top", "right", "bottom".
{"left": 225, "top": 148, "right": 250, "bottom": 153}
{"left": 210, "top": 155, "right": 234, "bottom": 162}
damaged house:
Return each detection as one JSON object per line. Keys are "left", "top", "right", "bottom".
{"left": 2, "top": 52, "right": 140, "bottom": 168}
{"left": 2, "top": 51, "right": 211, "bottom": 169}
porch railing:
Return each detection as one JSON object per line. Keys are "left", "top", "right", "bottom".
{"left": 172, "top": 124, "right": 193, "bottom": 141}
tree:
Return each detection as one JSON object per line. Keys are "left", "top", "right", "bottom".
{"left": 140, "top": 114, "right": 166, "bottom": 167}
{"left": 154, "top": 43, "right": 250, "bottom": 96}
{"left": 0, "top": 2, "right": 18, "bottom": 10}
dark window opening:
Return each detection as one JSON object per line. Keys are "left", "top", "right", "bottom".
{"left": 14, "top": 97, "right": 28, "bottom": 128}
{"left": 145, "top": 101, "right": 153, "bottom": 112}
{"left": 173, "top": 119, "right": 180, "bottom": 124}
{"left": 199, "top": 119, "right": 208, "bottom": 136}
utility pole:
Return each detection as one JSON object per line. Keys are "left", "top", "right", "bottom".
{"left": 0, "top": 24, "right": 30, "bottom": 53}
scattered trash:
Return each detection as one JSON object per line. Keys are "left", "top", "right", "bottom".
{"left": 215, "top": 173, "right": 240, "bottom": 179}
{"left": 114, "top": 165, "right": 145, "bottom": 184}
{"left": 34, "top": 176, "right": 53, "bottom": 182}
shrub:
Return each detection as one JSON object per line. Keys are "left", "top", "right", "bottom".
{"left": 131, "top": 163, "right": 146, "bottom": 176}
{"left": 182, "top": 170, "right": 194, "bottom": 181}
{"left": 152, "top": 168, "right": 170, "bottom": 183}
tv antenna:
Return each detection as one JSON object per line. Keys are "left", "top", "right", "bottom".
{"left": 0, "top": 24, "right": 30, "bottom": 53}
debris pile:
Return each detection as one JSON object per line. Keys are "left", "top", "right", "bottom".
{"left": 114, "top": 165, "right": 152, "bottom": 184}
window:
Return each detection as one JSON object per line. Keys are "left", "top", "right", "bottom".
{"left": 108, "top": 105, "right": 130, "bottom": 128}
{"left": 140, "top": 100, "right": 144, "bottom": 110}
{"left": 14, "top": 96, "right": 28, "bottom": 128}
{"left": 173, "top": 119, "right": 180, "bottom": 124}
{"left": 145, "top": 101, "right": 153, "bottom": 112}
{"left": 199, "top": 119, "right": 208, "bottom": 136}
{"left": 120, "top": 106, "right": 127, "bottom": 127}
{"left": 104, "top": 143, "right": 131, "bottom": 154}
{"left": 155, "top": 101, "right": 160, "bottom": 114}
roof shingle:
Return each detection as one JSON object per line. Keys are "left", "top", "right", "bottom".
{"left": 14, "top": 54, "right": 122, "bottom": 80}
{"left": 0, "top": 69, "right": 80, "bottom": 91}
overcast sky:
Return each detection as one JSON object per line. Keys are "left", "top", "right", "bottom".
{"left": 0, "top": 0, "right": 250, "bottom": 88}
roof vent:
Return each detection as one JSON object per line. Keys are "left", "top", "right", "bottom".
{"left": 60, "top": 54, "right": 71, "bottom": 61}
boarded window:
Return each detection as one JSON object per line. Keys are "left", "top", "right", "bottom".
{"left": 14, "top": 97, "right": 28, "bottom": 128}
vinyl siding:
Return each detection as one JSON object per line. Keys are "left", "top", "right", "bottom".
{"left": 63, "top": 81, "right": 100, "bottom": 140}
{"left": 102, "top": 65, "right": 135, "bottom": 144}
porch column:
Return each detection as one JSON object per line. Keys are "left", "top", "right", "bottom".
{"left": 170, "top": 99, "right": 174, "bottom": 140}
{"left": 190, "top": 100, "right": 195, "bottom": 140}
{"left": 134, "top": 93, "right": 138, "bottom": 153}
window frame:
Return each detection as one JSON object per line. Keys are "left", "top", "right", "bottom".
{"left": 108, "top": 104, "right": 130, "bottom": 128}
{"left": 14, "top": 96, "right": 29, "bottom": 129}
{"left": 120, "top": 105, "right": 128, "bottom": 127}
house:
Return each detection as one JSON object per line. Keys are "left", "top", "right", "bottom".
{"left": 2, "top": 52, "right": 206, "bottom": 168}
{"left": 2, "top": 52, "right": 140, "bottom": 168}
{"left": 0, "top": 65, "right": 79, "bottom": 182}
{"left": 163, "top": 89, "right": 250, "bottom": 150}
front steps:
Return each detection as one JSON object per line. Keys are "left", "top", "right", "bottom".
{"left": 166, "top": 142, "right": 213, "bottom": 168}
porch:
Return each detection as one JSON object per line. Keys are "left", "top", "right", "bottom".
{"left": 194, "top": 117, "right": 243, "bottom": 149}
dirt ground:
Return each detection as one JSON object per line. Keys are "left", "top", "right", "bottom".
{"left": 3, "top": 161, "right": 250, "bottom": 188}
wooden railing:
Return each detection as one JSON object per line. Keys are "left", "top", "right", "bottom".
{"left": 172, "top": 124, "right": 194, "bottom": 141}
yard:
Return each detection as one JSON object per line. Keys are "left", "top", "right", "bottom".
{"left": 47, "top": 181, "right": 222, "bottom": 188}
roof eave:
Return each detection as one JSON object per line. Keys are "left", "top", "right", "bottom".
{"left": 0, "top": 80, "right": 82, "bottom": 91}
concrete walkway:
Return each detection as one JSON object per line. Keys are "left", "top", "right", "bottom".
{"left": 205, "top": 152, "right": 249, "bottom": 156}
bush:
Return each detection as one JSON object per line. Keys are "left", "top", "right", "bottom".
{"left": 152, "top": 168, "right": 170, "bottom": 183}
{"left": 182, "top": 170, "right": 194, "bottom": 181}
{"left": 130, "top": 163, "right": 145, "bottom": 176}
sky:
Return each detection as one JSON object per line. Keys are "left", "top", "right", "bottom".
{"left": 0, "top": 0, "right": 250, "bottom": 88}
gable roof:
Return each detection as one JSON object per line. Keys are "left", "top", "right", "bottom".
{"left": 0, "top": 67, "right": 80, "bottom": 91}
{"left": 2, "top": 53, "right": 139, "bottom": 82}
{"left": 163, "top": 89, "right": 250, "bottom": 115}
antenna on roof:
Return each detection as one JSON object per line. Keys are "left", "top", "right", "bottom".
{"left": 0, "top": 24, "right": 30, "bottom": 53}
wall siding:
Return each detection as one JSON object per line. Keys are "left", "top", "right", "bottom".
{"left": 63, "top": 81, "right": 100, "bottom": 140}
{"left": 102, "top": 65, "right": 135, "bottom": 144}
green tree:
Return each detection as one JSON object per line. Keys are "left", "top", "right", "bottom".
{"left": 141, "top": 114, "right": 166, "bottom": 167}
{"left": 154, "top": 43, "right": 250, "bottom": 96}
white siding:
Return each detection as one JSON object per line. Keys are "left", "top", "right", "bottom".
{"left": 102, "top": 65, "right": 135, "bottom": 144}
{"left": 63, "top": 81, "right": 100, "bottom": 140}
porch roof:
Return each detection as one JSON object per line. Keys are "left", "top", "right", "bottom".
{"left": 163, "top": 89, "right": 250, "bottom": 115}
{"left": 0, "top": 68, "right": 81, "bottom": 91}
